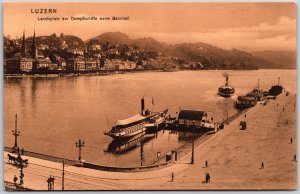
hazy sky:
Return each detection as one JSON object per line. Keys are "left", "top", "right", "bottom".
{"left": 3, "top": 2, "right": 296, "bottom": 51}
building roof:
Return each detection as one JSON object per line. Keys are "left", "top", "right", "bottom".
{"left": 237, "top": 96, "right": 256, "bottom": 101}
{"left": 178, "top": 110, "right": 205, "bottom": 121}
{"left": 116, "top": 114, "right": 146, "bottom": 126}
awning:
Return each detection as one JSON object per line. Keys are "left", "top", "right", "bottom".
{"left": 116, "top": 114, "right": 146, "bottom": 126}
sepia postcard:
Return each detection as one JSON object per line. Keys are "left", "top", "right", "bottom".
{"left": 3, "top": 1, "right": 297, "bottom": 191}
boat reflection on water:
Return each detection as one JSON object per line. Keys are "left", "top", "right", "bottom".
{"left": 177, "top": 129, "right": 213, "bottom": 142}
{"left": 105, "top": 132, "right": 155, "bottom": 154}
{"left": 177, "top": 132, "right": 201, "bottom": 141}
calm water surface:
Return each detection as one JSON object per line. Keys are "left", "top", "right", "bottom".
{"left": 4, "top": 70, "right": 297, "bottom": 167}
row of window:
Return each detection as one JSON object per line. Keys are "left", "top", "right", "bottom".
{"left": 178, "top": 119, "right": 202, "bottom": 126}
{"left": 124, "top": 124, "right": 144, "bottom": 135}
{"left": 237, "top": 100, "right": 256, "bottom": 105}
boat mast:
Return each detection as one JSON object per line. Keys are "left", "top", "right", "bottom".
{"left": 105, "top": 113, "right": 111, "bottom": 130}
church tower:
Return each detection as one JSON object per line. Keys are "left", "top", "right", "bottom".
{"left": 21, "top": 29, "right": 26, "bottom": 57}
{"left": 31, "top": 29, "right": 37, "bottom": 59}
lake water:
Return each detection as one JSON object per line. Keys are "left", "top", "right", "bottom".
{"left": 4, "top": 70, "right": 297, "bottom": 167}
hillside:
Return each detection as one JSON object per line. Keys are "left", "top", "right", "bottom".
{"left": 165, "top": 43, "right": 274, "bottom": 70}
{"left": 86, "top": 32, "right": 130, "bottom": 45}
{"left": 251, "top": 50, "right": 296, "bottom": 69}
{"left": 87, "top": 32, "right": 288, "bottom": 70}
{"left": 130, "top": 37, "right": 167, "bottom": 52}
{"left": 26, "top": 34, "right": 85, "bottom": 49}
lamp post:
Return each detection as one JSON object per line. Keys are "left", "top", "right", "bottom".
{"left": 75, "top": 139, "right": 85, "bottom": 161}
{"left": 15, "top": 150, "right": 28, "bottom": 187}
{"left": 226, "top": 97, "right": 229, "bottom": 125}
{"left": 191, "top": 123, "right": 195, "bottom": 164}
{"left": 140, "top": 141, "right": 144, "bottom": 166}
{"left": 19, "top": 164, "right": 24, "bottom": 186}
{"left": 12, "top": 114, "right": 20, "bottom": 152}
{"left": 191, "top": 139, "right": 195, "bottom": 164}
{"left": 62, "top": 159, "right": 65, "bottom": 191}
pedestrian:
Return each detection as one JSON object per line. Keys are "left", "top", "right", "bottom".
{"left": 244, "top": 114, "right": 247, "bottom": 118}
{"left": 283, "top": 107, "right": 285, "bottom": 112}
{"left": 290, "top": 137, "right": 293, "bottom": 144}
{"left": 50, "top": 176, "right": 55, "bottom": 190}
{"left": 205, "top": 160, "right": 208, "bottom": 168}
{"left": 13, "top": 175, "right": 18, "bottom": 185}
{"left": 205, "top": 173, "right": 211, "bottom": 183}
{"left": 47, "top": 177, "right": 51, "bottom": 190}
{"left": 171, "top": 172, "right": 174, "bottom": 182}
{"left": 21, "top": 148, "right": 24, "bottom": 155}
{"left": 293, "top": 154, "right": 297, "bottom": 162}
{"left": 260, "top": 162, "right": 264, "bottom": 169}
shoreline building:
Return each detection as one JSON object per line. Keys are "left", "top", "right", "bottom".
{"left": 4, "top": 29, "right": 57, "bottom": 73}
{"left": 178, "top": 110, "right": 207, "bottom": 128}
{"left": 5, "top": 30, "right": 34, "bottom": 73}
{"left": 66, "top": 56, "right": 85, "bottom": 71}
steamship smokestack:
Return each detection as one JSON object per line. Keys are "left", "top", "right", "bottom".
{"left": 225, "top": 76, "right": 229, "bottom": 86}
{"left": 141, "top": 98, "right": 145, "bottom": 115}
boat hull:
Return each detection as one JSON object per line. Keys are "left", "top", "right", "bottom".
{"left": 104, "top": 127, "right": 146, "bottom": 139}
{"left": 218, "top": 76, "right": 235, "bottom": 98}
{"left": 218, "top": 91, "right": 235, "bottom": 98}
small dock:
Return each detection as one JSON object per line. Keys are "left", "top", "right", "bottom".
{"left": 164, "top": 109, "right": 222, "bottom": 133}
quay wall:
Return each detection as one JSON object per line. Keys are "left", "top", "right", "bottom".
{"left": 4, "top": 146, "right": 172, "bottom": 172}
{"left": 3, "top": 69, "right": 164, "bottom": 77}
{"left": 223, "top": 108, "right": 249, "bottom": 125}
{"left": 4, "top": 147, "right": 77, "bottom": 166}
{"left": 82, "top": 160, "right": 172, "bottom": 172}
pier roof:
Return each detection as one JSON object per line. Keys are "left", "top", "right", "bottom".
{"left": 178, "top": 110, "right": 205, "bottom": 121}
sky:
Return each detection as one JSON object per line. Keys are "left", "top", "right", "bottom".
{"left": 3, "top": 2, "right": 296, "bottom": 52}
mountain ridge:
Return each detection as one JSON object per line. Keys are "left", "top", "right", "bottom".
{"left": 87, "top": 32, "right": 296, "bottom": 69}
